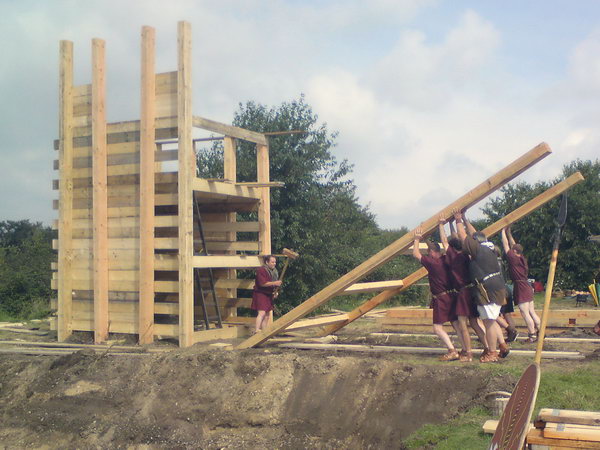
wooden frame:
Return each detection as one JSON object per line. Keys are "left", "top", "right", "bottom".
{"left": 53, "top": 22, "right": 274, "bottom": 347}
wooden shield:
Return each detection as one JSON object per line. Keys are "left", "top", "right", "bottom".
{"left": 489, "top": 363, "right": 540, "bottom": 450}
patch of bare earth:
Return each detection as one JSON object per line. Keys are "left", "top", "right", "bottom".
{"left": 0, "top": 346, "right": 515, "bottom": 449}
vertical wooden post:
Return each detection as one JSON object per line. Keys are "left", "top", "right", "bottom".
{"left": 257, "top": 143, "right": 271, "bottom": 254}
{"left": 223, "top": 137, "right": 237, "bottom": 318}
{"left": 139, "top": 26, "right": 156, "bottom": 344}
{"left": 177, "top": 21, "right": 194, "bottom": 347}
{"left": 58, "top": 41, "right": 74, "bottom": 341}
{"left": 92, "top": 38, "right": 109, "bottom": 343}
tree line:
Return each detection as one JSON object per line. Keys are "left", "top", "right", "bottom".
{"left": 1, "top": 97, "right": 598, "bottom": 319}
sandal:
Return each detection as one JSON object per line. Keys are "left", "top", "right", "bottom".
{"left": 499, "top": 343, "right": 510, "bottom": 358}
{"left": 527, "top": 333, "right": 537, "bottom": 343}
{"left": 439, "top": 350, "right": 460, "bottom": 361}
{"left": 480, "top": 351, "right": 500, "bottom": 363}
{"left": 459, "top": 351, "right": 473, "bottom": 362}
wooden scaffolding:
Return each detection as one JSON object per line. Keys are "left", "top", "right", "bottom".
{"left": 52, "top": 22, "right": 274, "bottom": 346}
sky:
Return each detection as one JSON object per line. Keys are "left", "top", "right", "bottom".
{"left": 1, "top": 0, "right": 599, "bottom": 229}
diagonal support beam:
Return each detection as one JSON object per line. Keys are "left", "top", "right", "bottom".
{"left": 318, "top": 171, "right": 585, "bottom": 337}
{"left": 236, "top": 143, "right": 552, "bottom": 349}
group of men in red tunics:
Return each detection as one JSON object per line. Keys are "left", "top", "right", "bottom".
{"left": 413, "top": 209, "right": 539, "bottom": 363}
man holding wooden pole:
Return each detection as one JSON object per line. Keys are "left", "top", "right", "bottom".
{"left": 455, "top": 210, "right": 510, "bottom": 363}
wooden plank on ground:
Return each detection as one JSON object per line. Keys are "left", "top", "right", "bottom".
{"left": 543, "top": 422, "right": 600, "bottom": 442}
{"left": 319, "top": 171, "right": 585, "bottom": 338}
{"left": 191, "top": 326, "right": 247, "bottom": 343}
{"left": 276, "top": 343, "right": 582, "bottom": 359}
{"left": 238, "top": 143, "right": 553, "bottom": 349}
{"left": 284, "top": 314, "right": 349, "bottom": 331}
{"left": 526, "top": 428, "right": 600, "bottom": 448}
{"left": 538, "top": 409, "right": 600, "bottom": 427}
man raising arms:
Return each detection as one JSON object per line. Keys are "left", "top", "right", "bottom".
{"left": 502, "top": 226, "right": 541, "bottom": 342}
{"left": 455, "top": 210, "right": 510, "bottom": 363}
{"left": 412, "top": 227, "right": 464, "bottom": 361}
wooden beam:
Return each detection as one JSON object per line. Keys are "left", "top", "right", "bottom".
{"left": 193, "top": 255, "right": 262, "bottom": 269}
{"left": 192, "top": 116, "right": 267, "bottom": 145}
{"left": 538, "top": 409, "right": 600, "bottom": 427}
{"left": 237, "top": 143, "right": 553, "bottom": 349}
{"left": 139, "top": 25, "right": 156, "bottom": 345}
{"left": 58, "top": 40, "right": 74, "bottom": 341}
{"left": 318, "top": 171, "right": 585, "bottom": 337}
{"left": 257, "top": 143, "right": 271, "bottom": 254}
{"left": 526, "top": 428, "right": 600, "bottom": 449}
{"left": 341, "top": 280, "right": 404, "bottom": 295}
{"left": 276, "top": 343, "right": 582, "bottom": 359}
{"left": 177, "top": 21, "right": 194, "bottom": 348}
{"left": 283, "top": 314, "right": 349, "bottom": 331}
{"left": 192, "top": 178, "right": 261, "bottom": 200}
{"left": 92, "top": 38, "right": 109, "bottom": 343}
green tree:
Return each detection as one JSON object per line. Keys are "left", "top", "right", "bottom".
{"left": 197, "top": 97, "right": 421, "bottom": 312}
{"left": 0, "top": 220, "right": 53, "bottom": 318}
{"left": 482, "top": 159, "right": 600, "bottom": 290}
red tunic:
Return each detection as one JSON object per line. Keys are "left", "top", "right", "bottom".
{"left": 445, "top": 246, "right": 474, "bottom": 318}
{"left": 506, "top": 249, "right": 533, "bottom": 304}
{"left": 251, "top": 266, "right": 276, "bottom": 312}
{"left": 420, "top": 254, "right": 457, "bottom": 324}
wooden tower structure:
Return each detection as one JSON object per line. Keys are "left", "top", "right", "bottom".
{"left": 52, "top": 22, "right": 275, "bottom": 347}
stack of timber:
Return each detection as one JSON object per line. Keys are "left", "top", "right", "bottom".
{"left": 52, "top": 23, "right": 277, "bottom": 347}
{"left": 379, "top": 308, "right": 600, "bottom": 334}
{"left": 484, "top": 409, "right": 600, "bottom": 449}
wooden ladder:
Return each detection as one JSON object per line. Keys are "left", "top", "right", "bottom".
{"left": 193, "top": 196, "right": 223, "bottom": 330}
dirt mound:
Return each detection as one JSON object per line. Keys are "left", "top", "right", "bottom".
{"left": 0, "top": 348, "right": 513, "bottom": 449}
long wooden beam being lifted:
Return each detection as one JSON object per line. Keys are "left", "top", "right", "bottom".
{"left": 319, "top": 171, "right": 585, "bottom": 337}
{"left": 236, "top": 143, "right": 552, "bottom": 349}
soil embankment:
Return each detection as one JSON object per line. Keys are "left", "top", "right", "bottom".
{"left": 0, "top": 347, "right": 513, "bottom": 448}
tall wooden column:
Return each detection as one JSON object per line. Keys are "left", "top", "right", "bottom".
{"left": 139, "top": 26, "right": 156, "bottom": 344}
{"left": 224, "top": 137, "right": 237, "bottom": 318}
{"left": 257, "top": 143, "right": 271, "bottom": 254}
{"left": 92, "top": 38, "right": 109, "bottom": 343}
{"left": 177, "top": 21, "right": 194, "bottom": 347}
{"left": 58, "top": 41, "right": 74, "bottom": 341}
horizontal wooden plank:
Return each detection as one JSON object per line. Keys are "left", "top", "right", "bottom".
{"left": 538, "top": 409, "right": 600, "bottom": 427}
{"left": 193, "top": 116, "right": 267, "bottom": 145}
{"left": 214, "top": 279, "right": 255, "bottom": 290}
{"left": 202, "top": 221, "right": 259, "bottom": 232}
{"left": 527, "top": 428, "right": 600, "bottom": 448}
{"left": 155, "top": 71, "right": 177, "bottom": 95}
{"left": 342, "top": 280, "right": 404, "bottom": 295}
{"left": 284, "top": 314, "right": 349, "bottom": 331}
{"left": 193, "top": 255, "right": 262, "bottom": 269}
{"left": 54, "top": 120, "right": 178, "bottom": 148}
{"left": 62, "top": 149, "right": 177, "bottom": 170}
{"left": 384, "top": 308, "right": 600, "bottom": 327}
{"left": 543, "top": 422, "right": 600, "bottom": 442}
{"left": 192, "top": 325, "right": 248, "bottom": 343}
{"left": 193, "top": 178, "right": 261, "bottom": 200}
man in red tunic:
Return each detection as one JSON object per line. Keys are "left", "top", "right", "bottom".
{"left": 501, "top": 227, "right": 540, "bottom": 342}
{"left": 251, "top": 255, "right": 282, "bottom": 334}
{"left": 438, "top": 217, "right": 487, "bottom": 362}
{"left": 412, "top": 227, "right": 464, "bottom": 361}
